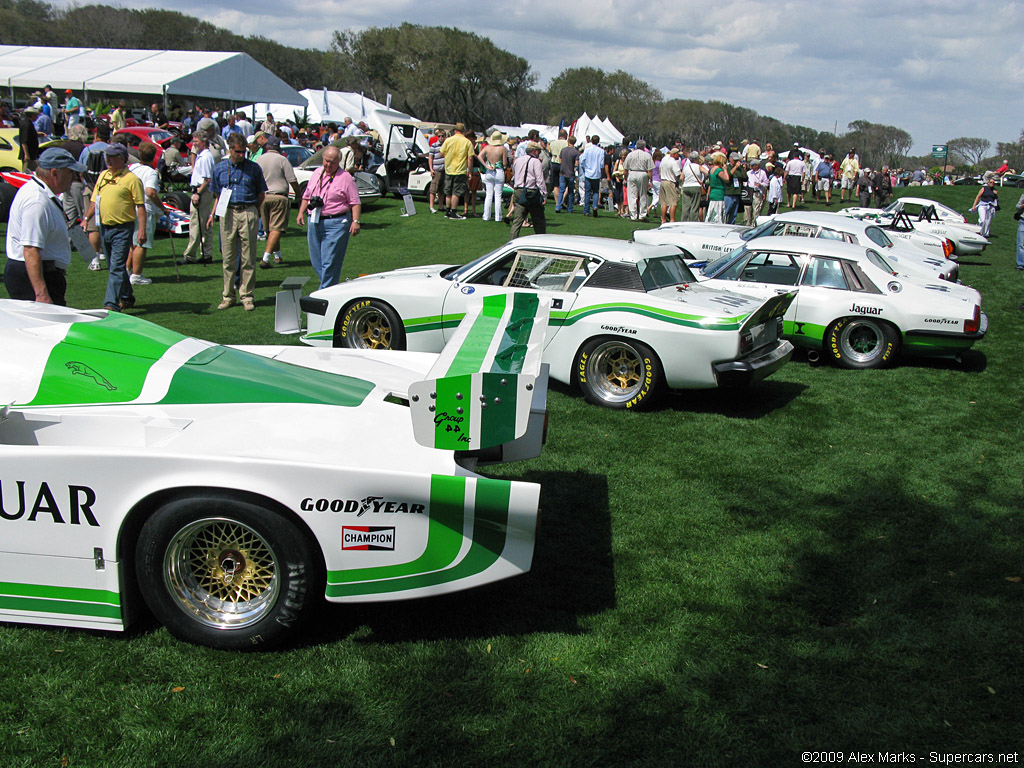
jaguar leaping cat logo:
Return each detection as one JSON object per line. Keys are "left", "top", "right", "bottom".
{"left": 65, "top": 361, "right": 116, "bottom": 391}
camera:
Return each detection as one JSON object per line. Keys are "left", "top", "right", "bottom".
{"left": 307, "top": 196, "right": 324, "bottom": 210}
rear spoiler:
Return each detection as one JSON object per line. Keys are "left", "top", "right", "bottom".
{"left": 739, "top": 290, "right": 796, "bottom": 335}
{"left": 409, "top": 293, "right": 549, "bottom": 458}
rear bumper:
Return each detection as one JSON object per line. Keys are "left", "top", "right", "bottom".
{"left": 713, "top": 340, "right": 795, "bottom": 387}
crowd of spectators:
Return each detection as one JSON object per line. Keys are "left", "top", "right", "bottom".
{"left": 3, "top": 91, "right": 1022, "bottom": 310}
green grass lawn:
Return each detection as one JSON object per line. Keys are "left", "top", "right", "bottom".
{"left": 0, "top": 187, "right": 1021, "bottom": 766}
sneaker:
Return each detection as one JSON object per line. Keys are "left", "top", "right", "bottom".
{"left": 241, "top": 297, "right": 255, "bottom": 311}
{"left": 89, "top": 257, "right": 102, "bottom": 271}
{"left": 259, "top": 259, "right": 272, "bottom": 270}
{"left": 449, "top": 212, "right": 466, "bottom": 220}
{"left": 273, "top": 256, "right": 282, "bottom": 265}
{"left": 257, "top": 233, "right": 267, "bottom": 240}
{"left": 129, "top": 274, "right": 152, "bottom": 285}
{"left": 430, "top": 207, "right": 437, "bottom": 214}
{"left": 217, "top": 298, "right": 235, "bottom": 310}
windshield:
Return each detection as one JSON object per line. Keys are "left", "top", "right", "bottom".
{"left": 865, "top": 248, "right": 896, "bottom": 273}
{"left": 445, "top": 246, "right": 506, "bottom": 282}
{"left": 702, "top": 245, "right": 748, "bottom": 277}
{"left": 881, "top": 200, "right": 902, "bottom": 215}
{"left": 739, "top": 220, "right": 777, "bottom": 241}
{"left": 638, "top": 254, "right": 697, "bottom": 290}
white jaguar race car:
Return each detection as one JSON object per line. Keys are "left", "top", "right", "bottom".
{"left": 0, "top": 297, "right": 550, "bottom": 649}
{"left": 698, "top": 236, "right": 987, "bottom": 368}
{"left": 288, "top": 235, "right": 797, "bottom": 410}
{"left": 839, "top": 198, "right": 989, "bottom": 256}
{"left": 634, "top": 212, "right": 959, "bottom": 281}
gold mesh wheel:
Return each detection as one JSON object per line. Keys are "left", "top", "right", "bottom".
{"left": 349, "top": 305, "right": 393, "bottom": 349}
{"left": 164, "top": 517, "right": 279, "bottom": 630}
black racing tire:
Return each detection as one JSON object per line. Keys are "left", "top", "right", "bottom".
{"left": 0, "top": 182, "right": 16, "bottom": 223}
{"left": 826, "top": 317, "right": 899, "bottom": 369}
{"left": 162, "top": 191, "right": 191, "bottom": 213}
{"left": 135, "top": 497, "right": 320, "bottom": 650}
{"left": 575, "top": 337, "right": 662, "bottom": 409}
{"left": 334, "top": 299, "right": 406, "bottom": 350}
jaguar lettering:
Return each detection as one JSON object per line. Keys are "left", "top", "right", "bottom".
{"left": 0, "top": 480, "right": 99, "bottom": 525}
{"left": 850, "top": 303, "right": 883, "bottom": 315}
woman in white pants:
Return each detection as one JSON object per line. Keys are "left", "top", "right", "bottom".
{"left": 479, "top": 132, "right": 508, "bottom": 222}
{"left": 971, "top": 176, "right": 998, "bottom": 237}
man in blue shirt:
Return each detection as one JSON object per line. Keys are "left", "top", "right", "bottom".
{"left": 579, "top": 135, "right": 606, "bottom": 217}
{"left": 208, "top": 133, "right": 267, "bottom": 311}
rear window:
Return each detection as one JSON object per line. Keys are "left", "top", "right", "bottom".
{"left": 864, "top": 226, "right": 893, "bottom": 248}
{"left": 638, "top": 255, "right": 697, "bottom": 290}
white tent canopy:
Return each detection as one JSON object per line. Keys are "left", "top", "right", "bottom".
{"left": 247, "top": 89, "right": 420, "bottom": 137}
{"left": 571, "top": 113, "right": 624, "bottom": 146}
{"left": 0, "top": 45, "right": 305, "bottom": 105}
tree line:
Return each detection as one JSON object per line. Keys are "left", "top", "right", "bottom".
{"left": 3, "top": 1, "right": 1010, "bottom": 170}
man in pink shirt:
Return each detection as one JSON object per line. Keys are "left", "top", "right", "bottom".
{"left": 508, "top": 142, "right": 548, "bottom": 240}
{"left": 296, "top": 146, "right": 362, "bottom": 289}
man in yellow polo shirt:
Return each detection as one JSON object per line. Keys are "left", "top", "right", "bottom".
{"left": 83, "top": 143, "right": 146, "bottom": 312}
{"left": 440, "top": 122, "right": 473, "bottom": 220}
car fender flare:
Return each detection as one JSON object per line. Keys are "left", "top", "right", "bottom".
{"left": 116, "top": 486, "right": 326, "bottom": 622}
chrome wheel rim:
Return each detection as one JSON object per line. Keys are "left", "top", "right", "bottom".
{"left": 840, "top": 320, "right": 884, "bottom": 364}
{"left": 587, "top": 341, "right": 644, "bottom": 403}
{"left": 164, "top": 517, "right": 279, "bottom": 630}
{"left": 349, "top": 305, "right": 393, "bottom": 349}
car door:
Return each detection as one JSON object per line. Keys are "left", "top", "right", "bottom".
{"left": 439, "top": 246, "right": 588, "bottom": 348}
{"left": 790, "top": 255, "right": 862, "bottom": 336}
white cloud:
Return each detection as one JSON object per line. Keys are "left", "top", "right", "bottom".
{"left": 52, "top": 0, "right": 1024, "bottom": 153}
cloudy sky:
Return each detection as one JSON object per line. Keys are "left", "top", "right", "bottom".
{"left": 137, "top": 0, "right": 1022, "bottom": 156}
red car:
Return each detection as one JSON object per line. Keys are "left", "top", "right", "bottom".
{"left": 113, "top": 127, "right": 177, "bottom": 163}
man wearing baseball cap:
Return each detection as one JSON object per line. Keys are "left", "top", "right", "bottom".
{"left": 4, "top": 148, "right": 84, "bottom": 305}
{"left": 83, "top": 143, "right": 146, "bottom": 312}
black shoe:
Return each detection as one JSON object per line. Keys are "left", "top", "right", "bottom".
{"left": 593, "top": 210, "right": 598, "bottom": 218}
{"left": 198, "top": 257, "right": 212, "bottom": 265}
{"left": 176, "top": 257, "right": 197, "bottom": 266}
{"left": 120, "top": 295, "right": 135, "bottom": 310}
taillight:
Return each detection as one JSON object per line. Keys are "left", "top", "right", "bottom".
{"left": 965, "top": 305, "right": 981, "bottom": 334}
{"left": 739, "top": 330, "right": 753, "bottom": 355}
{"left": 943, "top": 239, "right": 954, "bottom": 259}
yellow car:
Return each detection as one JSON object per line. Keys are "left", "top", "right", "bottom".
{"left": 0, "top": 127, "right": 23, "bottom": 171}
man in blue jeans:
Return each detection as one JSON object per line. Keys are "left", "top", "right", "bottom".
{"left": 557, "top": 136, "right": 580, "bottom": 213}
{"left": 580, "top": 135, "right": 605, "bottom": 218}
{"left": 82, "top": 144, "right": 146, "bottom": 312}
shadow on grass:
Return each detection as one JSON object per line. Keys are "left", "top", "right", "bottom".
{"left": 659, "top": 379, "right": 808, "bottom": 419}
{"left": 592, "top": 476, "right": 1024, "bottom": 760}
{"left": 546, "top": 378, "right": 807, "bottom": 419}
{"left": 303, "top": 470, "right": 614, "bottom": 646}
{"left": 956, "top": 259, "right": 992, "bottom": 267}
{"left": 901, "top": 349, "right": 988, "bottom": 373}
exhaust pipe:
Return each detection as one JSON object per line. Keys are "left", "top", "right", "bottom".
{"left": 806, "top": 350, "right": 820, "bottom": 363}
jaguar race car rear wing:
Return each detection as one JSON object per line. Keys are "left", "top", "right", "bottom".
{"left": 409, "top": 292, "right": 550, "bottom": 462}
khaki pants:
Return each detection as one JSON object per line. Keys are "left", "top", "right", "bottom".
{"left": 183, "top": 190, "right": 214, "bottom": 260}
{"left": 680, "top": 186, "right": 702, "bottom": 221}
{"left": 220, "top": 206, "right": 258, "bottom": 300}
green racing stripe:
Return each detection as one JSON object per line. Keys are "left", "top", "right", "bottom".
{"left": 325, "top": 475, "right": 513, "bottom": 597}
{"left": 25, "top": 313, "right": 374, "bottom": 408}
{"left": 405, "top": 302, "right": 748, "bottom": 335}
{"left": 0, "top": 580, "right": 121, "bottom": 620}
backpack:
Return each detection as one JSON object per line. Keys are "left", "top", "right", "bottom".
{"left": 83, "top": 147, "right": 107, "bottom": 188}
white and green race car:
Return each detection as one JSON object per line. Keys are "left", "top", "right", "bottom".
{"left": 0, "top": 296, "right": 549, "bottom": 649}
{"left": 699, "top": 236, "right": 987, "bottom": 368}
{"left": 289, "top": 235, "right": 797, "bottom": 410}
